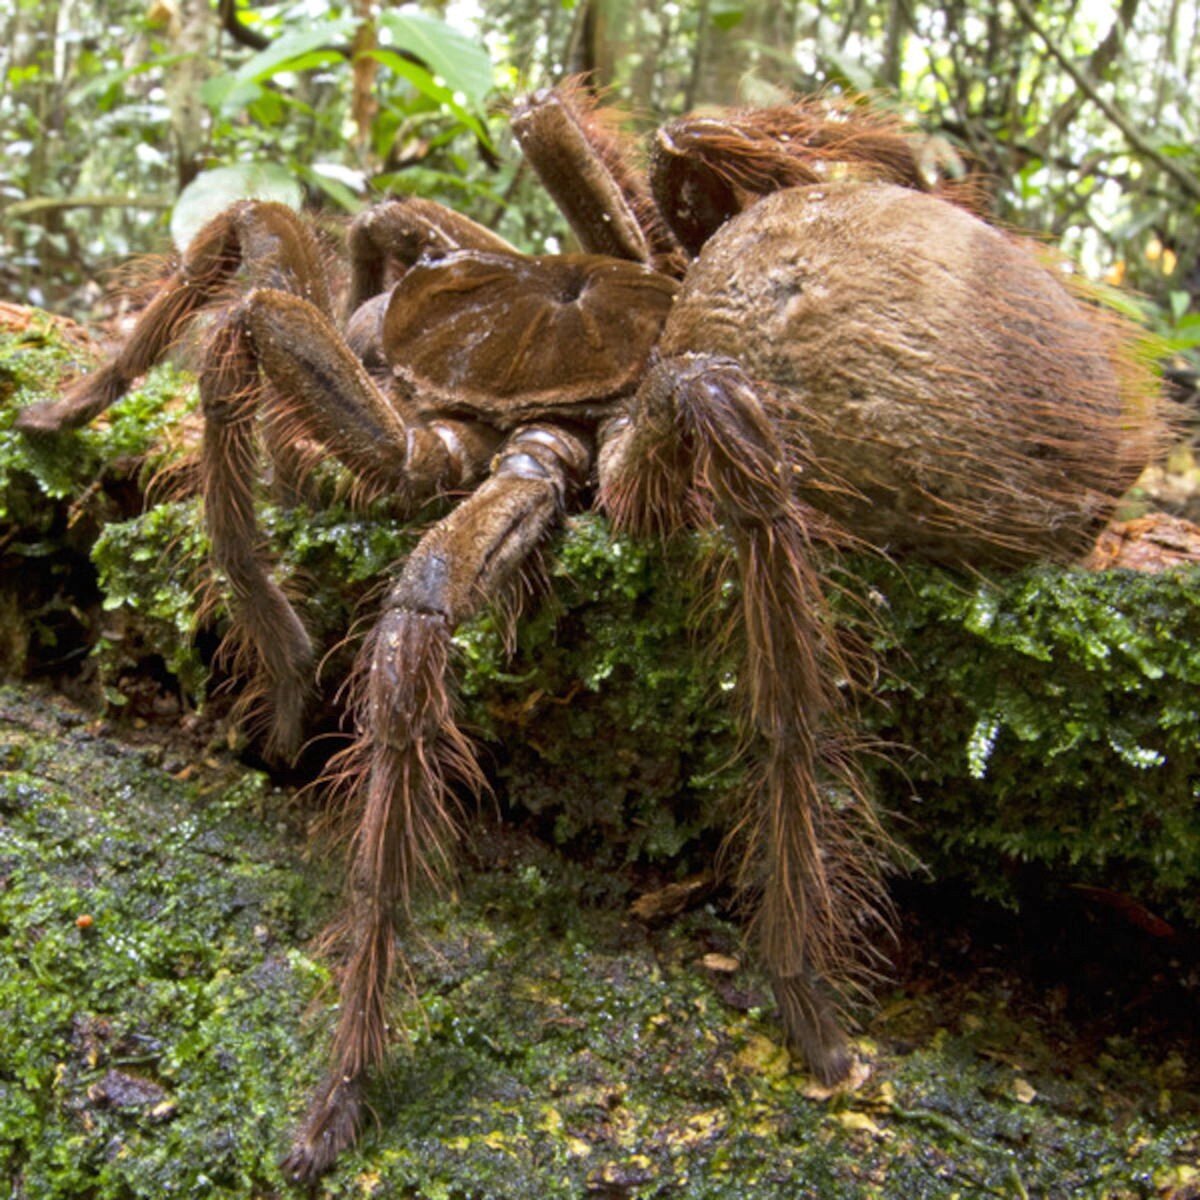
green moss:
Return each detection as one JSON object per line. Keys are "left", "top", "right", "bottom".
{"left": 2, "top": 316, "right": 1199, "bottom": 918}
{"left": 1, "top": 685, "right": 1196, "bottom": 1198}
{"left": 0, "top": 686, "right": 328, "bottom": 1197}
{"left": 0, "top": 319, "right": 191, "bottom": 519}
{"left": 860, "top": 561, "right": 1200, "bottom": 918}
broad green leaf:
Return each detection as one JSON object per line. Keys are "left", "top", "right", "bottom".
{"left": 367, "top": 49, "right": 491, "bottom": 147}
{"left": 377, "top": 9, "right": 493, "bottom": 107}
{"left": 200, "top": 73, "right": 262, "bottom": 116}
{"left": 170, "top": 163, "right": 302, "bottom": 251}
{"left": 232, "top": 23, "right": 355, "bottom": 85}
{"left": 297, "top": 163, "right": 364, "bottom": 213}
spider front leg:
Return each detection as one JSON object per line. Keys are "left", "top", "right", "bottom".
{"left": 345, "top": 196, "right": 518, "bottom": 318}
{"left": 283, "top": 421, "right": 591, "bottom": 1182}
{"left": 600, "top": 353, "right": 892, "bottom": 1085}
{"left": 15, "top": 201, "right": 333, "bottom": 434}
{"left": 200, "top": 287, "right": 499, "bottom": 757}
{"left": 513, "top": 84, "right": 685, "bottom": 275}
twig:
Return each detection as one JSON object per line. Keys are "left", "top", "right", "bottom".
{"left": 1009, "top": 0, "right": 1200, "bottom": 202}
{"left": 5, "top": 195, "right": 173, "bottom": 217}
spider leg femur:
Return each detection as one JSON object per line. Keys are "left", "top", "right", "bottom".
{"left": 513, "top": 83, "right": 686, "bottom": 276}
{"left": 283, "top": 420, "right": 592, "bottom": 1182}
{"left": 648, "top": 99, "right": 986, "bottom": 257}
{"left": 15, "top": 201, "right": 335, "bottom": 434}
{"left": 600, "top": 352, "right": 893, "bottom": 1084}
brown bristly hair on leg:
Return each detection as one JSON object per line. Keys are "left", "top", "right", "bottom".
{"left": 511, "top": 77, "right": 687, "bottom": 277}
{"left": 550, "top": 77, "right": 688, "bottom": 275}
{"left": 688, "top": 375, "right": 894, "bottom": 980}
{"left": 198, "top": 312, "right": 316, "bottom": 759}
{"left": 17, "top": 214, "right": 248, "bottom": 434}
{"left": 597, "top": 406, "right": 713, "bottom": 540}
{"left": 654, "top": 93, "right": 988, "bottom": 233}
{"left": 284, "top": 606, "right": 484, "bottom": 1180}
{"left": 604, "top": 353, "right": 896, "bottom": 1080}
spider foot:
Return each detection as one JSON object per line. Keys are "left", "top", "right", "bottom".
{"left": 281, "top": 1072, "right": 363, "bottom": 1184}
{"left": 772, "top": 970, "right": 855, "bottom": 1086}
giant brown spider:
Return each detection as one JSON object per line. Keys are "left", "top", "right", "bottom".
{"left": 16, "top": 84, "right": 1160, "bottom": 1179}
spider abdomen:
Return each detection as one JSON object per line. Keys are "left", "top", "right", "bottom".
{"left": 661, "top": 182, "right": 1156, "bottom": 566}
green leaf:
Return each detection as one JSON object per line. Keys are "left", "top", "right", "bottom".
{"left": 709, "top": 0, "right": 746, "bottom": 32}
{"left": 296, "top": 163, "right": 364, "bottom": 213}
{"left": 376, "top": 9, "right": 493, "bottom": 107}
{"left": 367, "top": 49, "right": 490, "bottom": 147}
{"left": 231, "top": 23, "right": 354, "bottom": 86}
{"left": 200, "top": 73, "right": 261, "bottom": 116}
{"left": 170, "top": 164, "right": 303, "bottom": 251}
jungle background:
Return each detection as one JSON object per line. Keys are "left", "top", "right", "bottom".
{"left": 2, "top": 0, "right": 1200, "bottom": 340}
{"left": 3, "top": 1, "right": 1200, "bottom": 1197}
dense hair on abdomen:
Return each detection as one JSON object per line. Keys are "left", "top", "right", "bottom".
{"left": 662, "top": 183, "right": 1160, "bottom": 566}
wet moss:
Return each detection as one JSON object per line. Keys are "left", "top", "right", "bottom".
{"left": 0, "top": 685, "right": 327, "bottom": 1197}
{"left": 1, "top": 685, "right": 1197, "bottom": 1198}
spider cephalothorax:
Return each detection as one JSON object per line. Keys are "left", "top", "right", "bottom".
{"left": 16, "top": 85, "right": 1159, "bottom": 1180}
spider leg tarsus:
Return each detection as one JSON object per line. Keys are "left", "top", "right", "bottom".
{"left": 281, "top": 1072, "right": 363, "bottom": 1184}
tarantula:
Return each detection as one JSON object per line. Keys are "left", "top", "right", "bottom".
{"left": 16, "top": 84, "right": 1158, "bottom": 1179}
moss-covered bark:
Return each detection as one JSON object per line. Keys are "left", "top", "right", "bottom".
{"left": 2, "top": 310, "right": 1199, "bottom": 1196}
{"left": 2, "top": 684, "right": 1198, "bottom": 1198}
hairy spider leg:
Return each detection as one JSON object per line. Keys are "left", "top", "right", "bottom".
{"left": 599, "top": 352, "right": 893, "bottom": 1086}
{"left": 283, "top": 421, "right": 592, "bottom": 1182}
{"left": 648, "top": 101, "right": 986, "bottom": 258}
{"left": 15, "top": 201, "right": 333, "bottom": 434}
{"left": 199, "top": 286, "right": 500, "bottom": 759}
{"left": 512, "top": 83, "right": 685, "bottom": 276}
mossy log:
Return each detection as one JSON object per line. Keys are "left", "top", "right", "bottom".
{"left": 1, "top": 310, "right": 1199, "bottom": 1196}
{"left": 2, "top": 312, "right": 1197, "bottom": 921}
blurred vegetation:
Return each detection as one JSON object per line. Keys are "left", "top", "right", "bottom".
{"left": 1, "top": 0, "right": 1199, "bottom": 364}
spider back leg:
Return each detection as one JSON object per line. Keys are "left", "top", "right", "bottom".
{"left": 284, "top": 421, "right": 591, "bottom": 1181}
{"left": 600, "top": 353, "right": 892, "bottom": 1084}
{"left": 648, "top": 99, "right": 984, "bottom": 256}
{"left": 513, "top": 83, "right": 685, "bottom": 275}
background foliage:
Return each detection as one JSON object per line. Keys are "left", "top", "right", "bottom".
{"left": 1, "top": 0, "right": 1199, "bottom": 364}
